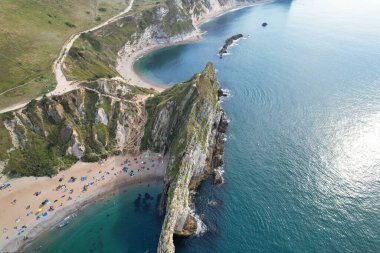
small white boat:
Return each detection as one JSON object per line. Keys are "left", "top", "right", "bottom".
{"left": 58, "top": 217, "right": 70, "bottom": 228}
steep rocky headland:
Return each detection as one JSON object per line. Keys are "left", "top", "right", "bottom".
{"left": 141, "top": 63, "right": 228, "bottom": 253}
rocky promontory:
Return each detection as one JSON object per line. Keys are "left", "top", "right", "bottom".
{"left": 140, "top": 62, "right": 228, "bottom": 253}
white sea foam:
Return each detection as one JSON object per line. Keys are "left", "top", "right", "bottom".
{"left": 221, "top": 88, "right": 231, "bottom": 96}
{"left": 190, "top": 209, "right": 207, "bottom": 235}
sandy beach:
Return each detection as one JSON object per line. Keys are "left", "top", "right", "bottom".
{"left": 116, "top": 0, "right": 272, "bottom": 91}
{"left": 0, "top": 152, "right": 166, "bottom": 252}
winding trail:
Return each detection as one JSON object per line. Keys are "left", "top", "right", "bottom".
{"left": 0, "top": 0, "right": 135, "bottom": 114}
{"left": 51, "top": 0, "right": 136, "bottom": 96}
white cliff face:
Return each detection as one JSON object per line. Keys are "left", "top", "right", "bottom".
{"left": 66, "top": 131, "right": 85, "bottom": 159}
{"left": 3, "top": 118, "right": 23, "bottom": 149}
{"left": 191, "top": 0, "right": 239, "bottom": 22}
{"left": 115, "top": 121, "right": 128, "bottom": 148}
{"left": 156, "top": 110, "right": 226, "bottom": 253}
{"left": 96, "top": 108, "right": 109, "bottom": 125}
{"left": 151, "top": 101, "right": 175, "bottom": 148}
{"left": 96, "top": 78, "right": 132, "bottom": 97}
{"left": 70, "top": 142, "right": 85, "bottom": 159}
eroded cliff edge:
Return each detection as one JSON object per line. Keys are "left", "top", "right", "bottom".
{"left": 141, "top": 63, "right": 228, "bottom": 253}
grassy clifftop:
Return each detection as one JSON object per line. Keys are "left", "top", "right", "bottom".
{"left": 0, "top": 0, "right": 129, "bottom": 109}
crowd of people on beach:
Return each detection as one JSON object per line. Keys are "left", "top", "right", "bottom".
{"left": 0, "top": 153, "right": 163, "bottom": 245}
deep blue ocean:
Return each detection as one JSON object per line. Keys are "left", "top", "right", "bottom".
{"left": 29, "top": 0, "right": 380, "bottom": 252}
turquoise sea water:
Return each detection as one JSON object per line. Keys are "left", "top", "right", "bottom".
{"left": 29, "top": 0, "right": 380, "bottom": 252}
{"left": 137, "top": 0, "right": 380, "bottom": 252}
{"left": 26, "top": 182, "right": 164, "bottom": 253}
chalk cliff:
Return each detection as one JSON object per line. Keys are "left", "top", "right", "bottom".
{"left": 0, "top": 79, "right": 152, "bottom": 176}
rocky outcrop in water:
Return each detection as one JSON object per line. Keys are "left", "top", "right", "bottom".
{"left": 219, "top": 34, "right": 243, "bottom": 58}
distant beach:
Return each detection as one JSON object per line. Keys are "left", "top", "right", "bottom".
{"left": 116, "top": 0, "right": 272, "bottom": 91}
{"left": 0, "top": 153, "right": 166, "bottom": 252}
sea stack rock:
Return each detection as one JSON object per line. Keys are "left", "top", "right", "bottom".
{"left": 218, "top": 88, "right": 228, "bottom": 98}
{"left": 262, "top": 22, "right": 268, "bottom": 27}
{"left": 219, "top": 34, "right": 243, "bottom": 58}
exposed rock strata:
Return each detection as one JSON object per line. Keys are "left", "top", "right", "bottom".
{"left": 0, "top": 79, "right": 152, "bottom": 176}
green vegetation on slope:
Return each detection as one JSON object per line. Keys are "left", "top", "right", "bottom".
{"left": 0, "top": 79, "right": 146, "bottom": 177}
{"left": 0, "top": 0, "right": 129, "bottom": 109}
{"left": 141, "top": 63, "right": 220, "bottom": 178}
{"left": 5, "top": 131, "right": 77, "bottom": 177}
{"left": 64, "top": 0, "right": 194, "bottom": 81}
{"left": 0, "top": 114, "right": 13, "bottom": 161}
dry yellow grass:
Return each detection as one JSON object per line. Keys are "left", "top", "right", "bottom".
{"left": 0, "top": 0, "right": 129, "bottom": 109}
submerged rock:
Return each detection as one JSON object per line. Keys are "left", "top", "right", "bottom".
{"left": 208, "top": 199, "right": 219, "bottom": 207}
{"left": 262, "top": 22, "right": 268, "bottom": 27}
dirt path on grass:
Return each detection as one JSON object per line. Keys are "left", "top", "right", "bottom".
{"left": 51, "top": 0, "right": 136, "bottom": 96}
{"left": 0, "top": 0, "right": 136, "bottom": 114}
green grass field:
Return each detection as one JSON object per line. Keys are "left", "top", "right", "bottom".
{"left": 0, "top": 0, "right": 129, "bottom": 110}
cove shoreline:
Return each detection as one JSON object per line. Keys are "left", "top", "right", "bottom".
{"left": 21, "top": 178, "right": 164, "bottom": 252}
{"left": 0, "top": 153, "right": 167, "bottom": 253}
{"left": 116, "top": 0, "right": 273, "bottom": 91}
